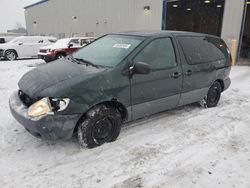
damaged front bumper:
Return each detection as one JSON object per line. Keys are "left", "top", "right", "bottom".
{"left": 9, "top": 91, "right": 81, "bottom": 140}
{"left": 38, "top": 52, "right": 56, "bottom": 62}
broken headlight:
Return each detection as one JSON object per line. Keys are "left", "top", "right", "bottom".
{"left": 27, "top": 97, "right": 70, "bottom": 119}
{"left": 50, "top": 98, "right": 70, "bottom": 112}
{"left": 27, "top": 97, "right": 52, "bottom": 119}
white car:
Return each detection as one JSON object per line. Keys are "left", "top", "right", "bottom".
{"left": 0, "top": 36, "right": 57, "bottom": 61}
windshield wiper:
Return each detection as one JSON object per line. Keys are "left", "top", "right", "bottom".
{"left": 67, "top": 55, "right": 109, "bottom": 68}
{"left": 73, "top": 57, "right": 99, "bottom": 68}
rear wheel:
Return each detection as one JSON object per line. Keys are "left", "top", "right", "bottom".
{"left": 205, "top": 81, "right": 222, "bottom": 108}
{"left": 77, "top": 105, "right": 122, "bottom": 148}
{"left": 5, "top": 50, "right": 17, "bottom": 61}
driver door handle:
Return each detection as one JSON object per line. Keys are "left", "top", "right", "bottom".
{"left": 171, "top": 72, "right": 182, "bottom": 79}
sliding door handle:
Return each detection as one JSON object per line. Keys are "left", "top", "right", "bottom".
{"left": 185, "top": 70, "right": 192, "bottom": 76}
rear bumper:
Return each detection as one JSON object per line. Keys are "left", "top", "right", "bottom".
{"left": 9, "top": 91, "right": 81, "bottom": 140}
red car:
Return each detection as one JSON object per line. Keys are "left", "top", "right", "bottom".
{"left": 38, "top": 37, "right": 95, "bottom": 62}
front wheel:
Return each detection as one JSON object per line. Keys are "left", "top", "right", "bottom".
{"left": 205, "top": 81, "right": 222, "bottom": 108}
{"left": 77, "top": 105, "right": 122, "bottom": 148}
{"left": 5, "top": 50, "right": 17, "bottom": 61}
{"left": 56, "top": 53, "right": 65, "bottom": 59}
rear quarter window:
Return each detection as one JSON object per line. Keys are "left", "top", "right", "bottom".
{"left": 177, "top": 36, "right": 227, "bottom": 65}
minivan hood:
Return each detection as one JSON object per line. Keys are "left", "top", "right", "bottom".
{"left": 18, "top": 59, "right": 105, "bottom": 97}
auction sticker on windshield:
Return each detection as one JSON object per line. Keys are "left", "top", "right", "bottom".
{"left": 113, "top": 44, "right": 131, "bottom": 49}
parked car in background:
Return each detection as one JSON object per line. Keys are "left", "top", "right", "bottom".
{"left": 9, "top": 31, "right": 231, "bottom": 148}
{"left": 0, "top": 36, "right": 15, "bottom": 44}
{"left": 38, "top": 37, "right": 96, "bottom": 62}
{"left": 0, "top": 36, "right": 56, "bottom": 61}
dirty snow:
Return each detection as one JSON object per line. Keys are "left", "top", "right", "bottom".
{"left": 0, "top": 59, "right": 250, "bottom": 188}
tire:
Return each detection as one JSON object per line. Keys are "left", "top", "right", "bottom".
{"left": 77, "top": 105, "right": 122, "bottom": 148}
{"left": 205, "top": 81, "right": 222, "bottom": 108}
{"left": 5, "top": 50, "right": 17, "bottom": 61}
{"left": 56, "top": 53, "right": 65, "bottom": 59}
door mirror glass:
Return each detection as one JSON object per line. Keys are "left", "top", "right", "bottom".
{"left": 133, "top": 62, "right": 151, "bottom": 75}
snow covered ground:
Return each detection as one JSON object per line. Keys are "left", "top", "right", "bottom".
{"left": 0, "top": 59, "right": 250, "bottom": 188}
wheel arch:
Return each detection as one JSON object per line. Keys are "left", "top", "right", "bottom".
{"left": 55, "top": 51, "right": 67, "bottom": 57}
{"left": 73, "top": 99, "right": 128, "bottom": 135}
{"left": 4, "top": 49, "right": 18, "bottom": 57}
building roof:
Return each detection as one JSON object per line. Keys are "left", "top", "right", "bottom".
{"left": 24, "top": 0, "right": 49, "bottom": 9}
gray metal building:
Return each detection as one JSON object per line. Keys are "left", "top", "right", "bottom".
{"left": 24, "top": 0, "right": 250, "bottom": 61}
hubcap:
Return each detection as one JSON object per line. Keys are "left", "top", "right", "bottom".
{"left": 6, "top": 52, "right": 16, "bottom": 61}
{"left": 209, "top": 86, "right": 219, "bottom": 104}
{"left": 92, "top": 117, "right": 114, "bottom": 144}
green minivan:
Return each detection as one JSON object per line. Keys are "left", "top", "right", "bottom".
{"left": 9, "top": 31, "right": 232, "bottom": 148}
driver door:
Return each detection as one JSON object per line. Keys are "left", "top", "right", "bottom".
{"left": 130, "top": 37, "right": 182, "bottom": 120}
{"left": 14, "top": 39, "right": 31, "bottom": 57}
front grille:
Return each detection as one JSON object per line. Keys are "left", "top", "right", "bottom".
{"left": 40, "top": 49, "right": 47, "bottom": 53}
{"left": 18, "top": 90, "right": 39, "bottom": 107}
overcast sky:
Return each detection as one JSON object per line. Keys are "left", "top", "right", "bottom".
{"left": 0, "top": 0, "right": 38, "bottom": 33}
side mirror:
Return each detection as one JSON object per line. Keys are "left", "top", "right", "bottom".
{"left": 68, "top": 43, "right": 73, "bottom": 48}
{"left": 132, "top": 62, "right": 151, "bottom": 75}
{"left": 18, "top": 42, "right": 23, "bottom": 45}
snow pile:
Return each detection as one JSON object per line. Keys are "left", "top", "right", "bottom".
{"left": 0, "top": 59, "right": 250, "bottom": 188}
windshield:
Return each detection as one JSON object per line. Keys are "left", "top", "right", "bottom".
{"left": 9, "top": 37, "right": 20, "bottom": 43}
{"left": 73, "top": 35, "right": 144, "bottom": 67}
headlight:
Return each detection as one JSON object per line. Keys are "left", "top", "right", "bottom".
{"left": 27, "top": 98, "right": 52, "bottom": 119}
{"left": 27, "top": 97, "right": 70, "bottom": 120}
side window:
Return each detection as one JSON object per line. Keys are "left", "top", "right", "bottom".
{"left": 177, "top": 36, "right": 226, "bottom": 65}
{"left": 134, "top": 38, "right": 177, "bottom": 70}
{"left": 69, "top": 39, "right": 80, "bottom": 46}
{"left": 80, "top": 39, "right": 89, "bottom": 46}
